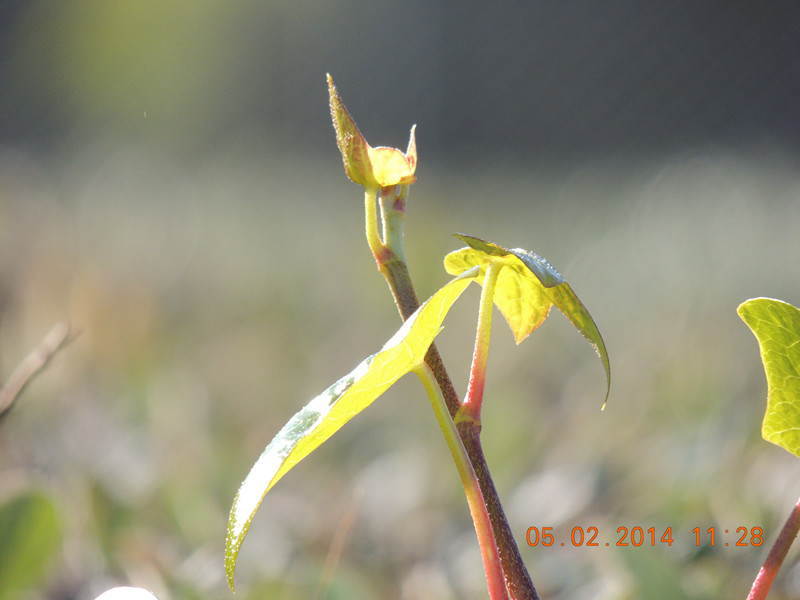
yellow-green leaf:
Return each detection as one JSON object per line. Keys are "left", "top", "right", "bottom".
{"left": 444, "top": 234, "right": 610, "bottom": 406}
{"left": 368, "top": 137, "right": 417, "bottom": 187}
{"left": 225, "top": 267, "right": 477, "bottom": 590}
{"left": 327, "top": 74, "right": 417, "bottom": 189}
{"left": 328, "top": 74, "right": 376, "bottom": 188}
{"left": 738, "top": 297, "right": 800, "bottom": 458}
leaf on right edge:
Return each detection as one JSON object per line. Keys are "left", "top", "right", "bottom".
{"left": 225, "top": 267, "right": 478, "bottom": 591}
{"left": 444, "top": 234, "right": 610, "bottom": 407}
{"left": 738, "top": 297, "right": 800, "bottom": 458}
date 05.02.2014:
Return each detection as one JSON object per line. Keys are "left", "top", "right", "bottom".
{"left": 525, "top": 526, "right": 764, "bottom": 548}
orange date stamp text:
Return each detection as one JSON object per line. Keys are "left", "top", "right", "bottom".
{"left": 525, "top": 526, "right": 764, "bottom": 548}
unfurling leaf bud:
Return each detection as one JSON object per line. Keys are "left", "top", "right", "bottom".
{"left": 328, "top": 74, "right": 417, "bottom": 190}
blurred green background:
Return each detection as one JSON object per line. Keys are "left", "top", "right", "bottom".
{"left": 2, "top": 2, "right": 800, "bottom": 599}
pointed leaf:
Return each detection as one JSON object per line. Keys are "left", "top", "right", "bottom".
{"left": 225, "top": 268, "right": 477, "bottom": 590}
{"left": 738, "top": 298, "right": 800, "bottom": 458}
{"left": 405, "top": 124, "right": 417, "bottom": 172}
{"left": 328, "top": 74, "right": 377, "bottom": 189}
{"left": 444, "top": 234, "right": 610, "bottom": 405}
{"left": 327, "top": 75, "right": 417, "bottom": 188}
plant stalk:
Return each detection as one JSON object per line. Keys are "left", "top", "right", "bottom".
{"left": 747, "top": 495, "right": 800, "bottom": 600}
{"left": 370, "top": 187, "right": 540, "bottom": 600}
{"left": 380, "top": 185, "right": 408, "bottom": 264}
{"left": 364, "top": 188, "right": 383, "bottom": 259}
{"left": 459, "top": 259, "right": 502, "bottom": 425}
{"left": 415, "top": 364, "right": 509, "bottom": 600}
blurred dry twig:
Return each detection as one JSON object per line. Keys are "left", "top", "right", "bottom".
{"left": 0, "top": 322, "right": 72, "bottom": 419}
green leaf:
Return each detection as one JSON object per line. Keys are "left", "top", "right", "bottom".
{"left": 0, "top": 491, "right": 61, "bottom": 600}
{"left": 225, "top": 267, "right": 478, "bottom": 590}
{"left": 444, "top": 234, "right": 610, "bottom": 405}
{"left": 738, "top": 297, "right": 800, "bottom": 458}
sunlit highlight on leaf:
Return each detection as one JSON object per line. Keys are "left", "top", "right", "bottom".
{"left": 444, "top": 234, "right": 610, "bottom": 406}
{"left": 738, "top": 297, "right": 800, "bottom": 458}
{"left": 225, "top": 267, "right": 477, "bottom": 590}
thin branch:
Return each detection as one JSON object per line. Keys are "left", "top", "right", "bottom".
{"left": 747, "top": 495, "right": 800, "bottom": 600}
{"left": 0, "top": 322, "right": 72, "bottom": 419}
{"left": 459, "top": 259, "right": 502, "bottom": 424}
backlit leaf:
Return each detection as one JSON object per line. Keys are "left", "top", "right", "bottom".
{"left": 444, "top": 234, "right": 610, "bottom": 406}
{"left": 738, "top": 297, "right": 800, "bottom": 458}
{"left": 328, "top": 74, "right": 417, "bottom": 188}
{"left": 225, "top": 267, "right": 477, "bottom": 590}
{"left": 328, "top": 74, "right": 375, "bottom": 188}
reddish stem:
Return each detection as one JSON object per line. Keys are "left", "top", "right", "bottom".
{"left": 416, "top": 365, "right": 508, "bottom": 600}
{"left": 459, "top": 260, "right": 501, "bottom": 424}
{"left": 747, "top": 495, "right": 800, "bottom": 600}
{"left": 373, "top": 190, "right": 540, "bottom": 600}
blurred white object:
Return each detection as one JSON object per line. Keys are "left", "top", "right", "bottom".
{"left": 94, "top": 587, "right": 159, "bottom": 600}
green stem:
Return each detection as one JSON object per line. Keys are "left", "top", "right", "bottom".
{"left": 368, "top": 187, "right": 420, "bottom": 322}
{"left": 367, "top": 187, "right": 540, "bottom": 600}
{"left": 414, "top": 364, "right": 509, "bottom": 600}
{"left": 747, "top": 496, "right": 800, "bottom": 600}
{"left": 364, "top": 188, "right": 382, "bottom": 260}
{"left": 459, "top": 259, "right": 503, "bottom": 425}
{"left": 379, "top": 185, "right": 408, "bottom": 264}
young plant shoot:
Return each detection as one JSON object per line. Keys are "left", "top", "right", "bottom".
{"left": 225, "top": 75, "right": 611, "bottom": 600}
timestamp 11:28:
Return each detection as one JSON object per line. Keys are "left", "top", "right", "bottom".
{"left": 694, "top": 527, "right": 763, "bottom": 547}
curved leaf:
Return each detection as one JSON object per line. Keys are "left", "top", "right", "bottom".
{"left": 225, "top": 267, "right": 478, "bottom": 590}
{"left": 444, "top": 234, "right": 610, "bottom": 405}
{"left": 738, "top": 297, "right": 800, "bottom": 458}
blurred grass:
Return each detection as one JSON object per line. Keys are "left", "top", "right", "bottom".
{"left": 2, "top": 142, "right": 800, "bottom": 600}
{"left": 2, "top": 2, "right": 800, "bottom": 599}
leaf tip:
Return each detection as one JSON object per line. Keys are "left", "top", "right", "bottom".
{"left": 225, "top": 488, "right": 252, "bottom": 593}
{"left": 224, "top": 521, "right": 240, "bottom": 592}
{"left": 737, "top": 298, "right": 757, "bottom": 321}
{"left": 406, "top": 124, "right": 417, "bottom": 170}
{"left": 600, "top": 383, "right": 610, "bottom": 411}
